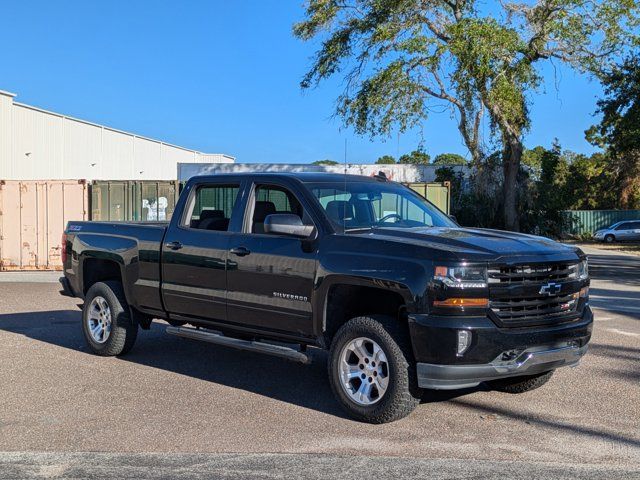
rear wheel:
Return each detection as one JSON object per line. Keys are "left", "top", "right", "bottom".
{"left": 328, "top": 315, "right": 421, "bottom": 423}
{"left": 82, "top": 281, "right": 138, "bottom": 356}
{"left": 604, "top": 234, "right": 615, "bottom": 243}
{"left": 487, "top": 370, "right": 554, "bottom": 394}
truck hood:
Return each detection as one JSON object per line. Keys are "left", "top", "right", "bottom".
{"left": 353, "top": 226, "right": 580, "bottom": 261}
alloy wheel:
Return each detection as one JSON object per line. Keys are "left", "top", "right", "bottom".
{"left": 87, "top": 296, "right": 112, "bottom": 344}
{"left": 338, "top": 337, "right": 390, "bottom": 405}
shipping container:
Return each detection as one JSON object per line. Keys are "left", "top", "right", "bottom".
{"left": 0, "top": 180, "right": 88, "bottom": 270}
{"left": 406, "top": 182, "right": 451, "bottom": 215}
{"left": 561, "top": 209, "right": 640, "bottom": 236}
{"left": 90, "top": 180, "right": 181, "bottom": 221}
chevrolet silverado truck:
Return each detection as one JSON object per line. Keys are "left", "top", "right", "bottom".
{"left": 60, "top": 172, "right": 592, "bottom": 423}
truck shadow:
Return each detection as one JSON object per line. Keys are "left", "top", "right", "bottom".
{"left": 0, "top": 309, "right": 478, "bottom": 420}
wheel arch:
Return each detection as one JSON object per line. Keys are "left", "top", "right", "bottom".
{"left": 317, "top": 276, "right": 413, "bottom": 348}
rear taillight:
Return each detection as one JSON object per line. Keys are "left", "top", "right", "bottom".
{"left": 61, "top": 233, "right": 68, "bottom": 264}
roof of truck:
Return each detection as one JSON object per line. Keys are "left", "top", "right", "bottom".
{"left": 189, "top": 172, "right": 386, "bottom": 183}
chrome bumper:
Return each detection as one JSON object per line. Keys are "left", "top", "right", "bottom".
{"left": 417, "top": 343, "right": 588, "bottom": 390}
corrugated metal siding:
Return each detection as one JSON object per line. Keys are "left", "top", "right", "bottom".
{"left": 0, "top": 90, "right": 234, "bottom": 181}
{"left": 561, "top": 210, "right": 640, "bottom": 236}
{"left": 406, "top": 182, "right": 451, "bottom": 214}
{"left": 90, "top": 180, "right": 180, "bottom": 221}
{"left": 0, "top": 92, "right": 15, "bottom": 178}
{"left": 0, "top": 180, "right": 88, "bottom": 270}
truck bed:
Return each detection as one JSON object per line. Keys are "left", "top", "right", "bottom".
{"left": 63, "top": 221, "right": 168, "bottom": 314}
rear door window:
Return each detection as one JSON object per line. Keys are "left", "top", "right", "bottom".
{"left": 183, "top": 184, "right": 240, "bottom": 231}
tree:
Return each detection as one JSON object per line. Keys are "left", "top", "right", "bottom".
{"left": 375, "top": 155, "right": 396, "bottom": 164}
{"left": 587, "top": 55, "right": 640, "bottom": 209}
{"left": 399, "top": 150, "right": 430, "bottom": 164}
{"left": 294, "top": 0, "right": 639, "bottom": 230}
{"left": 312, "top": 159, "right": 339, "bottom": 165}
{"left": 521, "top": 146, "right": 547, "bottom": 179}
{"left": 433, "top": 153, "right": 467, "bottom": 166}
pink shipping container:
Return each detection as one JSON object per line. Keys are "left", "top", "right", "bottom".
{"left": 0, "top": 180, "right": 88, "bottom": 271}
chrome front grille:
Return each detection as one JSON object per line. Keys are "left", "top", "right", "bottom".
{"left": 488, "top": 261, "right": 582, "bottom": 327}
{"left": 488, "top": 262, "right": 578, "bottom": 285}
{"left": 490, "top": 293, "right": 579, "bottom": 327}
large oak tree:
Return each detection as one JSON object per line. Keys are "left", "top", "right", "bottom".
{"left": 294, "top": 0, "right": 638, "bottom": 230}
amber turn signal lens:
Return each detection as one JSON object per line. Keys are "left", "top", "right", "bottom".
{"left": 433, "top": 298, "right": 489, "bottom": 308}
{"left": 579, "top": 287, "right": 589, "bottom": 298}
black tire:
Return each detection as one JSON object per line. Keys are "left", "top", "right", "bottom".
{"left": 487, "top": 370, "right": 554, "bottom": 394}
{"left": 82, "top": 281, "right": 138, "bottom": 356}
{"left": 328, "top": 315, "right": 421, "bottom": 423}
{"left": 604, "top": 234, "right": 615, "bottom": 243}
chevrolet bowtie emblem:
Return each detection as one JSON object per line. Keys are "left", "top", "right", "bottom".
{"left": 539, "top": 282, "right": 562, "bottom": 296}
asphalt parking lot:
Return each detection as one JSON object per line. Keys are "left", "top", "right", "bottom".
{"left": 0, "top": 245, "right": 638, "bottom": 479}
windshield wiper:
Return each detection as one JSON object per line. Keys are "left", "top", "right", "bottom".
{"left": 343, "top": 227, "right": 374, "bottom": 233}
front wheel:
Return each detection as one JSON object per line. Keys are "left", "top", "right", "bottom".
{"left": 328, "top": 315, "right": 421, "bottom": 423}
{"left": 82, "top": 281, "right": 138, "bottom": 356}
{"left": 604, "top": 234, "right": 615, "bottom": 243}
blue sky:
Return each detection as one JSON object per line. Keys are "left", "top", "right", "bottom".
{"left": 0, "top": 1, "right": 603, "bottom": 164}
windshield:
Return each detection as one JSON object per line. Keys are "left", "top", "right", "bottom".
{"left": 308, "top": 181, "right": 456, "bottom": 231}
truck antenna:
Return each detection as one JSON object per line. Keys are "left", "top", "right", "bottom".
{"left": 343, "top": 138, "right": 348, "bottom": 232}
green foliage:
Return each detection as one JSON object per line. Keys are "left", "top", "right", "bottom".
{"left": 435, "top": 161, "right": 504, "bottom": 229}
{"left": 437, "top": 142, "right": 628, "bottom": 238}
{"left": 375, "top": 155, "right": 396, "bottom": 164}
{"left": 398, "top": 150, "right": 430, "bottom": 165}
{"left": 587, "top": 55, "right": 640, "bottom": 208}
{"left": 522, "top": 146, "right": 547, "bottom": 178}
{"left": 433, "top": 153, "right": 467, "bottom": 166}
{"left": 312, "top": 159, "right": 339, "bottom": 165}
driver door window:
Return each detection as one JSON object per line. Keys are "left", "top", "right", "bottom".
{"left": 251, "top": 185, "right": 307, "bottom": 234}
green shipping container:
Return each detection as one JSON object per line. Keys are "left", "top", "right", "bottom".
{"left": 90, "top": 181, "right": 181, "bottom": 222}
{"left": 405, "top": 182, "right": 451, "bottom": 215}
{"left": 561, "top": 209, "right": 640, "bottom": 236}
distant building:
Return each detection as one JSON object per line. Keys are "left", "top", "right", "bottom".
{"left": 0, "top": 89, "right": 234, "bottom": 181}
{"left": 178, "top": 162, "right": 469, "bottom": 183}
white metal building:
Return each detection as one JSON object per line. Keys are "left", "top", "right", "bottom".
{"left": 0, "top": 89, "right": 234, "bottom": 181}
{"left": 178, "top": 162, "right": 469, "bottom": 183}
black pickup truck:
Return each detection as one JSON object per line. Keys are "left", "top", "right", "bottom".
{"left": 61, "top": 172, "right": 592, "bottom": 423}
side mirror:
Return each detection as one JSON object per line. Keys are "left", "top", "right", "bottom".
{"left": 264, "top": 214, "right": 314, "bottom": 238}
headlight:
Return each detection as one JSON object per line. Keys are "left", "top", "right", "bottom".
{"left": 577, "top": 259, "right": 588, "bottom": 280}
{"left": 434, "top": 265, "right": 487, "bottom": 288}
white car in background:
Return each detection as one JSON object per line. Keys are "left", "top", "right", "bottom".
{"left": 593, "top": 220, "right": 640, "bottom": 243}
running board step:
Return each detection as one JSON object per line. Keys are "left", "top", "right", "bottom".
{"left": 165, "top": 326, "right": 311, "bottom": 364}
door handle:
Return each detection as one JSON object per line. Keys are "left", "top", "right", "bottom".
{"left": 165, "top": 241, "right": 183, "bottom": 250}
{"left": 230, "top": 246, "right": 251, "bottom": 257}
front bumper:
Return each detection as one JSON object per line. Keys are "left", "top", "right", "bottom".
{"left": 409, "top": 306, "right": 593, "bottom": 390}
{"left": 417, "top": 343, "right": 587, "bottom": 389}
